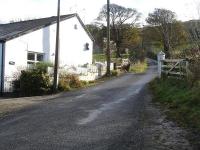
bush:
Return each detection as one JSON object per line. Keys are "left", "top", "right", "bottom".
{"left": 13, "top": 70, "right": 51, "bottom": 96}
{"left": 146, "top": 51, "right": 157, "bottom": 60}
{"left": 81, "top": 80, "right": 89, "bottom": 86}
{"left": 35, "top": 62, "right": 53, "bottom": 73}
{"left": 58, "top": 78, "right": 71, "bottom": 91}
{"left": 129, "top": 60, "right": 148, "bottom": 73}
{"left": 188, "top": 58, "right": 200, "bottom": 87}
{"left": 129, "top": 48, "right": 146, "bottom": 62}
{"left": 111, "top": 70, "right": 119, "bottom": 76}
{"left": 58, "top": 74, "right": 83, "bottom": 91}
{"left": 181, "top": 48, "right": 200, "bottom": 86}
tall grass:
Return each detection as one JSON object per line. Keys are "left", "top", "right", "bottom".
{"left": 129, "top": 61, "right": 148, "bottom": 73}
{"left": 93, "top": 53, "right": 129, "bottom": 62}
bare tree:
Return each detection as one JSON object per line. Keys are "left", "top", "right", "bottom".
{"left": 146, "top": 8, "right": 176, "bottom": 57}
{"left": 97, "top": 4, "right": 141, "bottom": 57}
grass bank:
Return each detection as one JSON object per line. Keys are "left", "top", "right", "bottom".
{"left": 149, "top": 78, "right": 200, "bottom": 131}
{"left": 130, "top": 61, "right": 148, "bottom": 73}
{"left": 93, "top": 53, "right": 129, "bottom": 62}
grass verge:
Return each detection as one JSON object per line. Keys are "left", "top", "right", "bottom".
{"left": 93, "top": 53, "right": 129, "bottom": 62}
{"left": 149, "top": 78, "right": 200, "bottom": 131}
{"left": 130, "top": 61, "right": 148, "bottom": 73}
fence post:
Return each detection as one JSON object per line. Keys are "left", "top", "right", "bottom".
{"left": 185, "top": 61, "right": 189, "bottom": 79}
{"left": 157, "top": 58, "right": 162, "bottom": 78}
{"left": 157, "top": 51, "right": 166, "bottom": 78}
{"left": 179, "top": 60, "right": 181, "bottom": 77}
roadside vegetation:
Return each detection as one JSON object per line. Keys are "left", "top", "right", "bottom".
{"left": 150, "top": 78, "right": 200, "bottom": 131}
{"left": 93, "top": 53, "right": 129, "bottom": 62}
{"left": 93, "top": 53, "right": 147, "bottom": 74}
{"left": 13, "top": 62, "right": 92, "bottom": 97}
{"left": 58, "top": 74, "right": 95, "bottom": 92}
{"left": 13, "top": 61, "right": 120, "bottom": 97}
{"left": 129, "top": 60, "right": 148, "bottom": 73}
{"left": 149, "top": 46, "right": 200, "bottom": 132}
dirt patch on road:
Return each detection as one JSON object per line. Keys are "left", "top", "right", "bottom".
{"left": 0, "top": 93, "right": 64, "bottom": 117}
{"left": 0, "top": 99, "right": 37, "bottom": 117}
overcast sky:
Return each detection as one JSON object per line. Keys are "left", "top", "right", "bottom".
{"left": 0, "top": 0, "right": 199, "bottom": 24}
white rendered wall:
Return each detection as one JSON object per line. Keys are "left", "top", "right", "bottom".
{"left": 4, "top": 26, "right": 51, "bottom": 78}
{"left": 4, "top": 39, "right": 28, "bottom": 78}
{"left": 4, "top": 16, "right": 93, "bottom": 79}
{"left": 49, "top": 17, "right": 93, "bottom": 66}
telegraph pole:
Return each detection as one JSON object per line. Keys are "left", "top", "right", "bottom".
{"left": 106, "top": 0, "right": 111, "bottom": 76}
{"left": 53, "top": 0, "right": 61, "bottom": 92}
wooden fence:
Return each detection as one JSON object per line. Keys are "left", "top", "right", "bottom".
{"left": 158, "top": 59, "right": 190, "bottom": 78}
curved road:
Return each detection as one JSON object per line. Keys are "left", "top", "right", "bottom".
{"left": 0, "top": 65, "right": 191, "bottom": 150}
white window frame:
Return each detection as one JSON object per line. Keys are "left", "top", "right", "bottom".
{"left": 27, "top": 52, "right": 44, "bottom": 67}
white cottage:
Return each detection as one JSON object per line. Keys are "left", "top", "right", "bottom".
{"left": 0, "top": 14, "right": 94, "bottom": 93}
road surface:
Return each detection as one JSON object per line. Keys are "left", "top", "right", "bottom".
{"left": 0, "top": 64, "right": 192, "bottom": 150}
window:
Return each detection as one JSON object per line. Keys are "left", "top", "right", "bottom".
{"left": 74, "top": 24, "right": 78, "bottom": 30}
{"left": 27, "top": 52, "right": 44, "bottom": 66}
{"left": 28, "top": 53, "right": 35, "bottom": 61}
{"left": 37, "top": 54, "right": 44, "bottom": 61}
{"left": 84, "top": 43, "right": 89, "bottom": 50}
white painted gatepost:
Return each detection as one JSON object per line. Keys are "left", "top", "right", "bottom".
{"left": 157, "top": 51, "right": 190, "bottom": 78}
{"left": 157, "top": 51, "right": 166, "bottom": 78}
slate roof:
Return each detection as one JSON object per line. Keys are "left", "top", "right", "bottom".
{"left": 0, "top": 14, "right": 94, "bottom": 42}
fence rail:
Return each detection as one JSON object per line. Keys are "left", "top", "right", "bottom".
{"left": 3, "top": 77, "right": 15, "bottom": 93}
{"left": 158, "top": 58, "right": 189, "bottom": 78}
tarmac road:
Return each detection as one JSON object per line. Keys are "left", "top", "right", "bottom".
{"left": 0, "top": 64, "right": 192, "bottom": 150}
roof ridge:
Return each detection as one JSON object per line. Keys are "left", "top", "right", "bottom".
{"left": 0, "top": 14, "right": 77, "bottom": 41}
{"left": 1, "top": 13, "right": 77, "bottom": 25}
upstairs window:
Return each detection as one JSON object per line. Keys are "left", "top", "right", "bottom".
{"left": 84, "top": 43, "right": 89, "bottom": 50}
{"left": 74, "top": 24, "right": 78, "bottom": 30}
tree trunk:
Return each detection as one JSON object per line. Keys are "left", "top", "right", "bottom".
{"left": 111, "top": 24, "right": 120, "bottom": 57}
{"left": 163, "top": 33, "right": 170, "bottom": 58}
{"left": 115, "top": 28, "right": 121, "bottom": 58}
{"left": 116, "top": 41, "right": 121, "bottom": 58}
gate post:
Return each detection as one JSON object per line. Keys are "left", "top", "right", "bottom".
{"left": 157, "top": 51, "right": 165, "bottom": 78}
{"left": 185, "top": 61, "right": 189, "bottom": 79}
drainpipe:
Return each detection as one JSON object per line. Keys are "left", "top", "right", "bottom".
{"left": 1, "top": 42, "right": 5, "bottom": 95}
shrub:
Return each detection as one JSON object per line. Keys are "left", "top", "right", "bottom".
{"left": 13, "top": 70, "right": 51, "bottom": 96}
{"left": 68, "top": 74, "right": 83, "bottom": 88}
{"left": 181, "top": 48, "right": 200, "bottom": 86}
{"left": 13, "top": 79, "right": 20, "bottom": 94}
{"left": 58, "top": 78, "right": 71, "bottom": 91}
{"left": 111, "top": 70, "right": 119, "bottom": 76}
{"left": 58, "top": 74, "right": 83, "bottom": 91}
{"left": 146, "top": 51, "right": 157, "bottom": 60}
{"left": 81, "top": 80, "right": 89, "bottom": 87}
{"left": 35, "top": 62, "right": 53, "bottom": 73}
{"left": 188, "top": 58, "right": 200, "bottom": 87}
{"left": 130, "top": 60, "right": 148, "bottom": 73}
